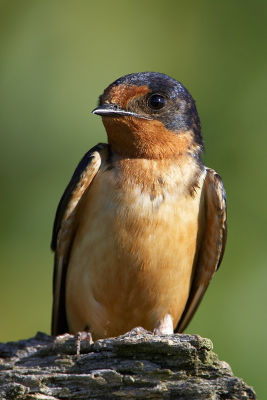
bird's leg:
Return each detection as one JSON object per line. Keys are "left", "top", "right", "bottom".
{"left": 75, "top": 330, "right": 94, "bottom": 358}
{"left": 153, "top": 314, "right": 174, "bottom": 335}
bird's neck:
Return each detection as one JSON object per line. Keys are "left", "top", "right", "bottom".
{"left": 103, "top": 116, "right": 202, "bottom": 160}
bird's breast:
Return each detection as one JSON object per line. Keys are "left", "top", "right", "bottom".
{"left": 66, "top": 157, "right": 206, "bottom": 339}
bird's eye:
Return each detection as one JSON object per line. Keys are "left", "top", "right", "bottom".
{"left": 147, "top": 94, "right": 166, "bottom": 110}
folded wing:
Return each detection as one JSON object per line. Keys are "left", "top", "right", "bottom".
{"left": 176, "top": 168, "right": 227, "bottom": 333}
{"left": 51, "top": 143, "right": 108, "bottom": 335}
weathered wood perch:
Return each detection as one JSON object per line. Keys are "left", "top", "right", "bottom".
{"left": 0, "top": 329, "right": 256, "bottom": 399}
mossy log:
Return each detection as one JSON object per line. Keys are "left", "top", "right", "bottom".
{"left": 0, "top": 329, "right": 256, "bottom": 399}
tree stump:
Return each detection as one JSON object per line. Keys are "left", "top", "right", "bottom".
{"left": 0, "top": 329, "right": 256, "bottom": 399}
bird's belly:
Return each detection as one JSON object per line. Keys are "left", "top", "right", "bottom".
{"left": 66, "top": 176, "right": 204, "bottom": 339}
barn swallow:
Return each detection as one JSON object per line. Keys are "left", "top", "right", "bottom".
{"left": 51, "top": 72, "right": 227, "bottom": 339}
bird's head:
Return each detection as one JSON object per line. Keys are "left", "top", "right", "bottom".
{"left": 93, "top": 72, "right": 203, "bottom": 159}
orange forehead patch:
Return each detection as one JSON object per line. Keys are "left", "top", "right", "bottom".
{"left": 106, "top": 84, "right": 150, "bottom": 108}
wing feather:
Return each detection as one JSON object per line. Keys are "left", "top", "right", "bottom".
{"left": 51, "top": 143, "right": 109, "bottom": 335}
{"left": 176, "top": 167, "right": 227, "bottom": 333}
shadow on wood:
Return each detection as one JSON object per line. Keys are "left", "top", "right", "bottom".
{"left": 0, "top": 329, "right": 256, "bottom": 399}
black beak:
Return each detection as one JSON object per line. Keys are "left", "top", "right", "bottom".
{"left": 92, "top": 104, "right": 151, "bottom": 120}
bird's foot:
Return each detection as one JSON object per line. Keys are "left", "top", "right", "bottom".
{"left": 52, "top": 332, "right": 93, "bottom": 357}
{"left": 52, "top": 333, "right": 74, "bottom": 349}
{"left": 127, "top": 326, "right": 148, "bottom": 336}
{"left": 75, "top": 331, "right": 94, "bottom": 358}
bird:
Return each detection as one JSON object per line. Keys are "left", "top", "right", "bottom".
{"left": 51, "top": 72, "right": 227, "bottom": 340}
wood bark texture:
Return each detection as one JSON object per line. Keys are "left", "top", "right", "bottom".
{"left": 0, "top": 329, "right": 256, "bottom": 399}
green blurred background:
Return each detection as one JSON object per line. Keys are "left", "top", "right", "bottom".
{"left": 0, "top": 0, "right": 266, "bottom": 397}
